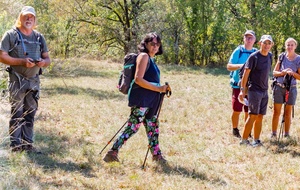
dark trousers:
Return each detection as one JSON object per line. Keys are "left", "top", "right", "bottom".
{"left": 8, "top": 74, "right": 39, "bottom": 147}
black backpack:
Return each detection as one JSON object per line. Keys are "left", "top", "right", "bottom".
{"left": 118, "top": 53, "right": 138, "bottom": 94}
{"left": 117, "top": 53, "right": 150, "bottom": 94}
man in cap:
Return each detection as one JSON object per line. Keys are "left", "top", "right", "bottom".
{"left": 0, "top": 6, "right": 50, "bottom": 152}
{"left": 239, "top": 35, "right": 274, "bottom": 147}
{"left": 227, "top": 30, "right": 257, "bottom": 138}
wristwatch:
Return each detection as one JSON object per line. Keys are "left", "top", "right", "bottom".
{"left": 240, "top": 87, "right": 245, "bottom": 91}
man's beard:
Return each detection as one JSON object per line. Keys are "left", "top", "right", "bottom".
{"left": 23, "top": 21, "right": 33, "bottom": 29}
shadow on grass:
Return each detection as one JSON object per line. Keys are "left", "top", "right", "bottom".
{"left": 265, "top": 138, "right": 300, "bottom": 157}
{"left": 45, "top": 69, "right": 117, "bottom": 79}
{"left": 42, "top": 85, "right": 122, "bottom": 100}
{"left": 154, "top": 162, "right": 227, "bottom": 186}
{"left": 161, "top": 64, "right": 229, "bottom": 76}
{"left": 26, "top": 131, "right": 95, "bottom": 178}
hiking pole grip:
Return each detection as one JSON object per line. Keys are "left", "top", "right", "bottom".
{"left": 165, "top": 82, "right": 172, "bottom": 97}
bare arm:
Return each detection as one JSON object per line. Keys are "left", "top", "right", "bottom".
{"left": 273, "top": 59, "right": 295, "bottom": 78}
{"left": 240, "top": 68, "right": 250, "bottom": 90}
{"left": 273, "top": 59, "right": 289, "bottom": 77}
{"left": 134, "top": 53, "right": 168, "bottom": 93}
{"left": 0, "top": 50, "right": 32, "bottom": 66}
{"left": 226, "top": 63, "right": 244, "bottom": 71}
{"left": 238, "top": 68, "right": 250, "bottom": 101}
{"left": 36, "top": 51, "right": 51, "bottom": 68}
{"left": 292, "top": 68, "right": 300, "bottom": 80}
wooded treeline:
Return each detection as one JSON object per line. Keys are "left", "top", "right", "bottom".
{"left": 0, "top": 0, "right": 300, "bottom": 66}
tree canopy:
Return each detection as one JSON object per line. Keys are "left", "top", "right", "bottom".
{"left": 1, "top": 0, "right": 300, "bottom": 66}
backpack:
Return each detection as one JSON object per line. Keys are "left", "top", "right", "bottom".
{"left": 9, "top": 28, "right": 44, "bottom": 54}
{"left": 8, "top": 28, "right": 44, "bottom": 75}
{"left": 229, "top": 45, "right": 257, "bottom": 80}
{"left": 117, "top": 53, "right": 150, "bottom": 94}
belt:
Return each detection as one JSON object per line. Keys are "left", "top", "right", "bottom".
{"left": 276, "top": 83, "right": 296, "bottom": 89}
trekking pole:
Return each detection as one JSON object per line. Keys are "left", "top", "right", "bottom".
{"left": 277, "top": 104, "right": 285, "bottom": 143}
{"left": 142, "top": 82, "right": 171, "bottom": 170}
{"left": 278, "top": 88, "right": 290, "bottom": 142}
{"left": 99, "top": 120, "right": 128, "bottom": 155}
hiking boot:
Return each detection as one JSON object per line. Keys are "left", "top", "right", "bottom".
{"left": 153, "top": 154, "right": 167, "bottom": 163}
{"left": 233, "top": 128, "right": 241, "bottom": 138}
{"left": 239, "top": 139, "right": 250, "bottom": 146}
{"left": 252, "top": 139, "right": 263, "bottom": 147}
{"left": 11, "top": 145, "right": 23, "bottom": 152}
{"left": 103, "top": 150, "right": 119, "bottom": 163}
{"left": 22, "top": 145, "right": 42, "bottom": 154}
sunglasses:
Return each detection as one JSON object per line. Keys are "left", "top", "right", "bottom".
{"left": 263, "top": 41, "right": 272, "bottom": 45}
{"left": 245, "top": 36, "right": 254, "bottom": 40}
{"left": 149, "top": 42, "right": 161, "bottom": 47}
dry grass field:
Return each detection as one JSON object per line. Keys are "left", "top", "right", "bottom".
{"left": 1, "top": 59, "right": 300, "bottom": 189}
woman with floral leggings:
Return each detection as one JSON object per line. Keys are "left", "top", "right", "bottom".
{"left": 103, "top": 33, "right": 171, "bottom": 162}
{"left": 103, "top": 32, "right": 171, "bottom": 163}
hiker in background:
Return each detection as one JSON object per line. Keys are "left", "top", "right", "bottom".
{"left": 103, "top": 32, "right": 171, "bottom": 163}
{"left": 239, "top": 35, "right": 273, "bottom": 147}
{"left": 271, "top": 38, "right": 300, "bottom": 139}
{"left": 0, "top": 6, "right": 50, "bottom": 152}
{"left": 227, "top": 30, "right": 257, "bottom": 138}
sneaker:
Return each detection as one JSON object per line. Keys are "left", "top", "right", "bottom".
{"left": 252, "top": 139, "right": 263, "bottom": 147}
{"left": 103, "top": 150, "right": 119, "bottom": 163}
{"left": 152, "top": 154, "right": 167, "bottom": 163}
{"left": 284, "top": 134, "right": 291, "bottom": 138}
{"left": 270, "top": 133, "right": 277, "bottom": 140}
{"left": 22, "top": 145, "right": 42, "bottom": 154}
{"left": 233, "top": 128, "right": 241, "bottom": 138}
{"left": 239, "top": 139, "right": 250, "bottom": 146}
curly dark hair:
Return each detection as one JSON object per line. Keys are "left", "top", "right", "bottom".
{"left": 138, "top": 32, "right": 163, "bottom": 55}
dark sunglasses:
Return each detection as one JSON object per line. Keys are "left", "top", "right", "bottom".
{"left": 149, "top": 42, "right": 161, "bottom": 47}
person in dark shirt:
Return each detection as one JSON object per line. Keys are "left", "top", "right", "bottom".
{"left": 238, "top": 35, "right": 273, "bottom": 147}
{"left": 103, "top": 32, "right": 171, "bottom": 163}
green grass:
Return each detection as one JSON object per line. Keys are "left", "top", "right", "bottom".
{"left": 1, "top": 59, "right": 300, "bottom": 189}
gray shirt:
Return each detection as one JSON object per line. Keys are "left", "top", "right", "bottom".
{"left": 277, "top": 54, "right": 300, "bottom": 86}
{"left": 0, "top": 28, "right": 48, "bottom": 78}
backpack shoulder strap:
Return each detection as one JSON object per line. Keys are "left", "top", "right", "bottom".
{"left": 278, "top": 52, "right": 285, "bottom": 68}
{"left": 33, "top": 30, "right": 43, "bottom": 52}
{"left": 8, "top": 28, "right": 21, "bottom": 53}
{"left": 238, "top": 45, "right": 243, "bottom": 59}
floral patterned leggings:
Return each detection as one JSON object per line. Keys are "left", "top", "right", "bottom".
{"left": 111, "top": 106, "right": 162, "bottom": 156}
